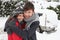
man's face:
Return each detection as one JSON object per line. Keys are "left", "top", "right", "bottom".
{"left": 17, "top": 14, "right": 24, "bottom": 21}
{"left": 24, "top": 9, "right": 34, "bottom": 19}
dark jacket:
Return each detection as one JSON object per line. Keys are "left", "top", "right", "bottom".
{"left": 4, "top": 14, "right": 39, "bottom": 40}
{"left": 4, "top": 19, "right": 26, "bottom": 40}
{"left": 7, "top": 19, "right": 39, "bottom": 40}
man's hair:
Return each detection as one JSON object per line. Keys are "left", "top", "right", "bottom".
{"left": 23, "top": 2, "right": 34, "bottom": 11}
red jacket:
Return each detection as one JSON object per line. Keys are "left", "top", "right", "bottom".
{"left": 8, "top": 20, "right": 26, "bottom": 40}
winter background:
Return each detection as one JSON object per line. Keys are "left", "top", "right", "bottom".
{"left": 0, "top": 0, "right": 60, "bottom": 40}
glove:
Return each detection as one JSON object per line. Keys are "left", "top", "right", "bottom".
{"left": 6, "top": 28, "right": 12, "bottom": 34}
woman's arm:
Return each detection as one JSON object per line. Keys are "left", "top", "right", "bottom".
{"left": 8, "top": 20, "right": 28, "bottom": 39}
{"left": 25, "top": 21, "right": 39, "bottom": 37}
{"left": 4, "top": 20, "right": 12, "bottom": 34}
{"left": 8, "top": 20, "right": 39, "bottom": 38}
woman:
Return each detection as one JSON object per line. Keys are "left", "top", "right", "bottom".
{"left": 4, "top": 2, "right": 40, "bottom": 40}
{"left": 4, "top": 8, "right": 26, "bottom": 40}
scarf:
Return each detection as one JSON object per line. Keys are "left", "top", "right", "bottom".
{"left": 24, "top": 13, "right": 39, "bottom": 30}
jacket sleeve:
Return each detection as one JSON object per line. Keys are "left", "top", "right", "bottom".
{"left": 8, "top": 20, "right": 39, "bottom": 38}
{"left": 4, "top": 20, "right": 9, "bottom": 32}
{"left": 26, "top": 21, "right": 39, "bottom": 37}
{"left": 8, "top": 20, "right": 28, "bottom": 39}
{"left": 4, "top": 20, "right": 12, "bottom": 34}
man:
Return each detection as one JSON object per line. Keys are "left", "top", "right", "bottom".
{"left": 4, "top": 2, "right": 39, "bottom": 40}
{"left": 23, "top": 2, "right": 39, "bottom": 40}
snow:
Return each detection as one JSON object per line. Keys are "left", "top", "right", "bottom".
{"left": 0, "top": 13, "right": 60, "bottom": 40}
{"left": 0, "top": 17, "right": 8, "bottom": 40}
{"left": 36, "top": 20, "right": 60, "bottom": 40}
{"left": 0, "top": 0, "right": 60, "bottom": 40}
{"left": 0, "top": 33, "right": 7, "bottom": 40}
{"left": 39, "top": 9, "right": 58, "bottom": 28}
{"left": 0, "top": 17, "right": 9, "bottom": 29}
{"left": 32, "top": 1, "right": 60, "bottom": 9}
{"left": 36, "top": 9, "right": 60, "bottom": 40}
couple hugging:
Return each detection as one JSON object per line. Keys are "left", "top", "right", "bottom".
{"left": 4, "top": 2, "right": 39, "bottom": 40}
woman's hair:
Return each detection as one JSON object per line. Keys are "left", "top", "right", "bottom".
{"left": 7, "top": 16, "right": 14, "bottom": 22}
{"left": 7, "top": 13, "right": 24, "bottom": 22}
{"left": 23, "top": 2, "right": 34, "bottom": 11}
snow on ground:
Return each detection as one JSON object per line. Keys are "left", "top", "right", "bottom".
{"left": 0, "top": 16, "right": 60, "bottom": 40}
{"left": 36, "top": 20, "right": 60, "bottom": 40}
{"left": 0, "top": 17, "right": 8, "bottom": 40}
{"left": 0, "top": 9, "right": 59, "bottom": 40}
{"left": 0, "top": 0, "right": 60, "bottom": 40}
{"left": 0, "top": 33, "right": 7, "bottom": 40}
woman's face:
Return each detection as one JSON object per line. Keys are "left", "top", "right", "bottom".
{"left": 17, "top": 14, "right": 24, "bottom": 21}
{"left": 24, "top": 9, "right": 34, "bottom": 19}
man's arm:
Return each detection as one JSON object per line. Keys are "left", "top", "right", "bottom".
{"left": 8, "top": 20, "right": 39, "bottom": 38}
{"left": 26, "top": 21, "right": 39, "bottom": 37}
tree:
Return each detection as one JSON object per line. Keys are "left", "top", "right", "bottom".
{"left": 47, "top": 6, "right": 60, "bottom": 20}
